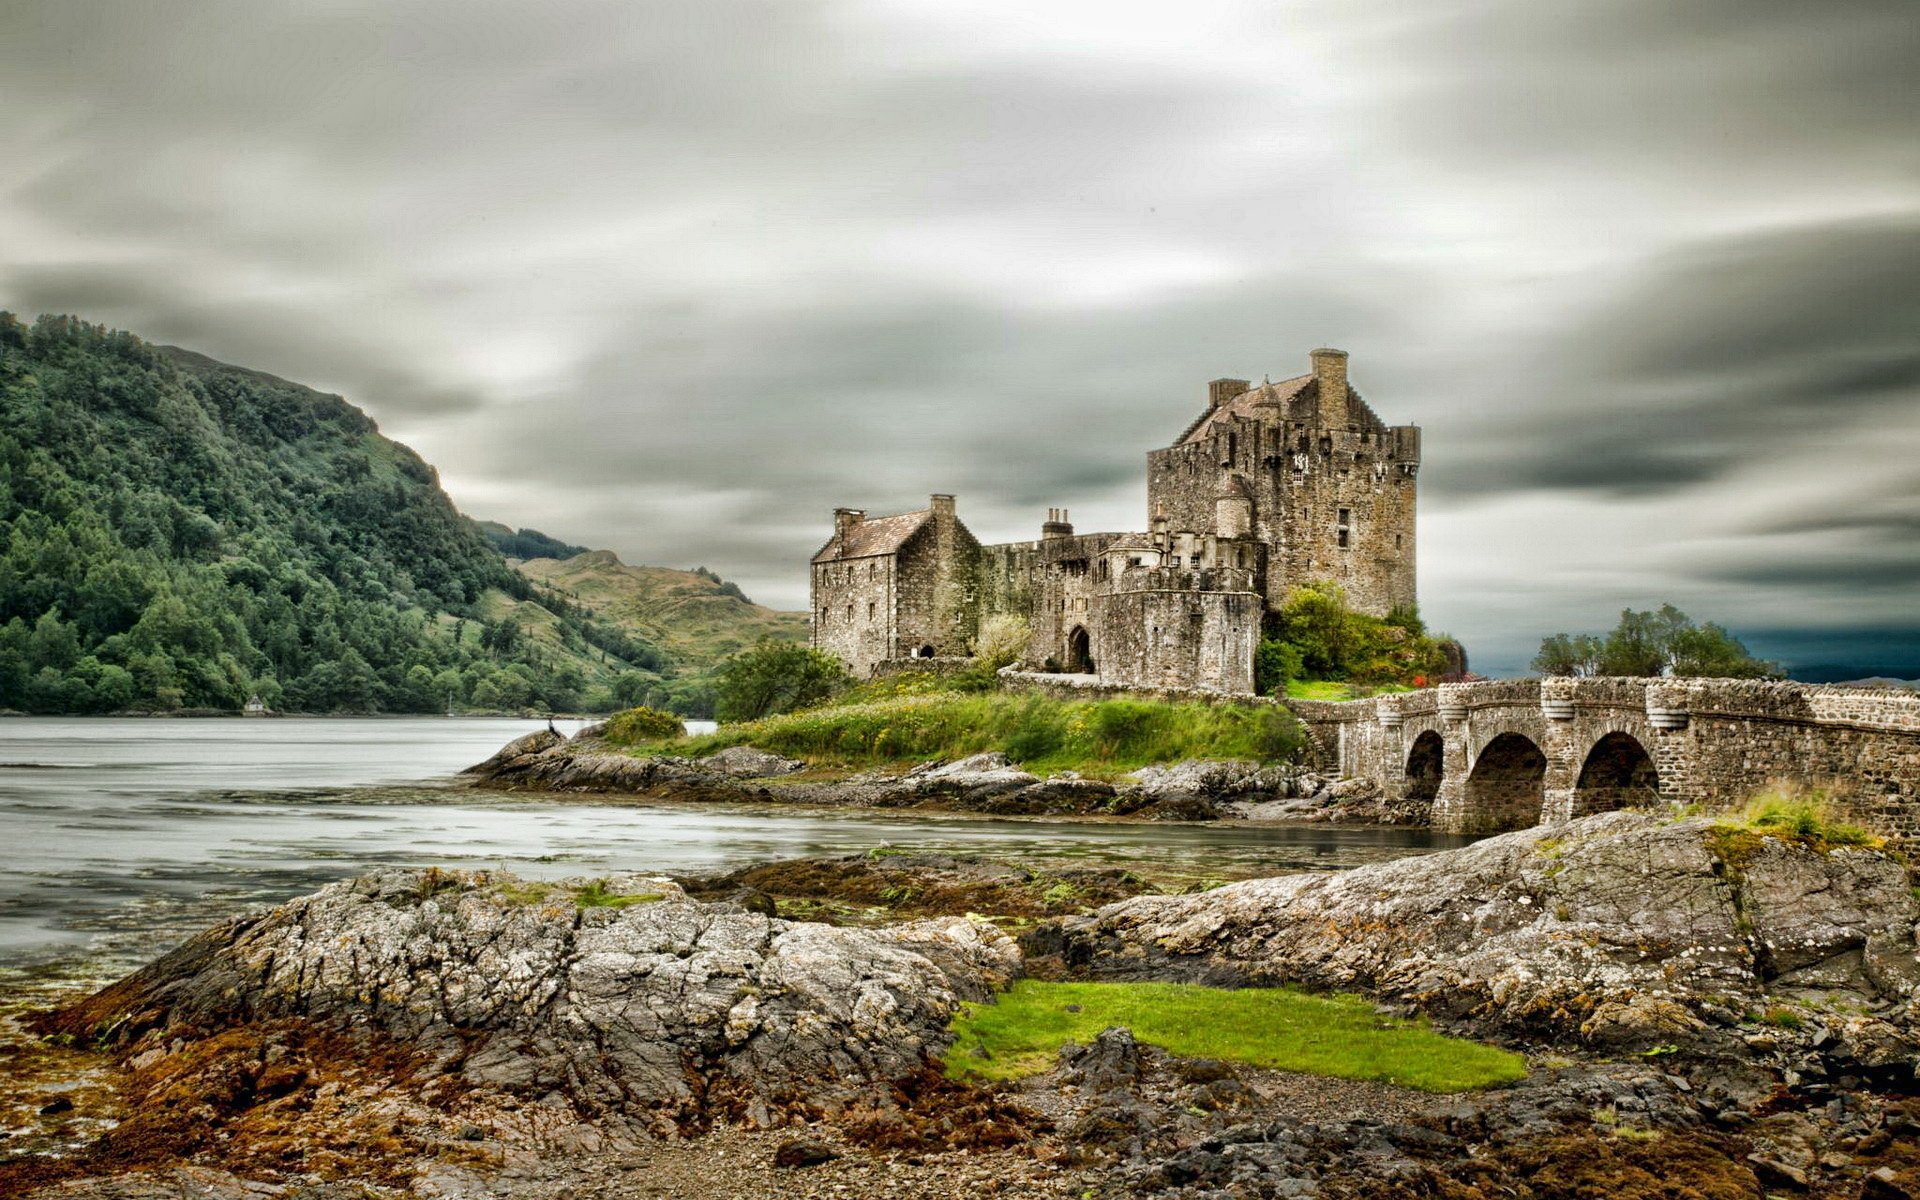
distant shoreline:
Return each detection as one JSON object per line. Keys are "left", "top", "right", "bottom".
{"left": 0, "top": 710, "right": 616, "bottom": 721}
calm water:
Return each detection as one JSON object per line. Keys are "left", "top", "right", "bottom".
{"left": 0, "top": 717, "right": 1466, "bottom": 984}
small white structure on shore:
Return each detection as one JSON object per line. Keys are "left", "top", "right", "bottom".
{"left": 243, "top": 694, "right": 269, "bottom": 716}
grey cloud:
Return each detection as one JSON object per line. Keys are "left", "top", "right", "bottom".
{"left": 1374, "top": 0, "right": 1918, "bottom": 177}
{"left": 2, "top": 0, "right": 1916, "bottom": 675}
{"left": 1435, "top": 215, "right": 1920, "bottom": 499}
{"left": 1706, "top": 557, "right": 1920, "bottom": 593}
{"left": 2, "top": 263, "right": 489, "bottom": 419}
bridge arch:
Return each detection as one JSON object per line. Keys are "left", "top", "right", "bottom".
{"left": 1404, "top": 730, "right": 1444, "bottom": 803}
{"left": 1464, "top": 731, "right": 1547, "bottom": 833}
{"left": 1574, "top": 731, "right": 1659, "bottom": 816}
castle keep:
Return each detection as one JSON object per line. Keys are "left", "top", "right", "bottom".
{"left": 810, "top": 349, "right": 1419, "bottom": 694}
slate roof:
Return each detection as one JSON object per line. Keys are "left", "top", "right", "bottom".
{"left": 1173, "top": 373, "right": 1390, "bottom": 446}
{"left": 811, "top": 509, "right": 929, "bottom": 563}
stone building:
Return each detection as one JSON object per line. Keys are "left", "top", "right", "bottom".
{"left": 810, "top": 349, "right": 1419, "bottom": 693}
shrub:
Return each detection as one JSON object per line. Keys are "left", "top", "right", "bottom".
{"left": 1254, "top": 639, "right": 1304, "bottom": 697}
{"left": 1267, "top": 583, "right": 1451, "bottom": 689}
{"left": 972, "top": 614, "right": 1032, "bottom": 672}
{"left": 714, "top": 639, "right": 850, "bottom": 721}
{"left": 602, "top": 704, "right": 685, "bottom": 745}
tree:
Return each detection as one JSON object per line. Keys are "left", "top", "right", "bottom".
{"left": 1266, "top": 583, "right": 1451, "bottom": 687}
{"left": 1532, "top": 606, "right": 1779, "bottom": 679}
{"left": 714, "top": 640, "right": 849, "bottom": 722}
{"left": 1530, "top": 633, "right": 1603, "bottom": 678}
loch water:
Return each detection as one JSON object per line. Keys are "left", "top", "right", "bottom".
{"left": 0, "top": 716, "right": 1471, "bottom": 985}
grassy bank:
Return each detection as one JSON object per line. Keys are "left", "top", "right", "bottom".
{"left": 631, "top": 690, "right": 1303, "bottom": 774}
{"left": 945, "top": 980, "right": 1527, "bottom": 1092}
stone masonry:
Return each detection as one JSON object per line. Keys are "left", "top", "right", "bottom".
{"left": 1289, "top": 676, "right": 1920, "bottom": 847}
{"left": 810, "top": 349, "right": 1419, "bottom": 691}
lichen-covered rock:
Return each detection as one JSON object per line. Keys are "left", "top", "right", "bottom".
{"left": 459, "top": 728, "right": 566, "bottom": 777}
{"left": 702, "top": 746, "right": 805, "bottom": 778}
{"left": 1058, "top": 811, "right": 1919, "bottom": 1060}
{"left": 55, "top": 869, "right": 1020, "bottom": 1128}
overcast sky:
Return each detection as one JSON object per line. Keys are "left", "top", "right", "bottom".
{"left": 2, "top": 0, "right": 1915, "bottom": 676}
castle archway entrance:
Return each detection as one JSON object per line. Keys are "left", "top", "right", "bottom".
{"left": 1404, "top": 730, "right": 1443, "bottom": 803}
{"left": 1574, "top": 732, "right": 1659, "bottom": 815}
{"left": 1066, "top": 626, "right": 1094, "bottom": 674}
{"left": 915, "top": 644, "right": 935, "bottom": 658}
{"left": 1465, "top": 732, "right": 1547, "bottom": 832}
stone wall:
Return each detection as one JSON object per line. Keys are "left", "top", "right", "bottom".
{"left": 1023, "top": 532, "right": 1121, "bottom": 672}
{"left": 1097, "top": 567, "right": 1260, "bottom": 693}
{"left": 810, "top": 553, "right": 897, "bottom": 678}
{"left": 998, "top": 669, "right": 1285, "bottom": 708}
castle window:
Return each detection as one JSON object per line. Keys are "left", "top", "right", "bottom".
{"left": 1337, "top": 508, "right": 1351, "bottom": 549}
{"left": 868, "top": 601, "right": 876, "bottom": 620}
{"left": 846, "top": 604, "right": 854, "bottom": 620}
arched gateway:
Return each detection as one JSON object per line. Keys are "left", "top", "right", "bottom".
{"left": 1066, "top": 626, "right": 1094, "bottom": 674}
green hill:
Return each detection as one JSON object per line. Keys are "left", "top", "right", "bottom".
{"left": 0, "top": 314, "right": 678, "bottom": 715}
{"left": 517, "top": 551, "right": 807, "bottom": 667}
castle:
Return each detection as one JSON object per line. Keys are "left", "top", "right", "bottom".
{"left": 810, "top": 349, "right": 1420, "bottom": 694}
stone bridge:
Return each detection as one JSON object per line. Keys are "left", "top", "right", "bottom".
{"left": 1288, "top": 677, "right": 1920, "bottom": 844}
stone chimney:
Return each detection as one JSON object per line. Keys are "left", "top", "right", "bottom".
{"left": 1042, "top": 507, "right": 1073, "bottom": 540}
{"left": 1310, "top": 348, "right": 1349, "bottom": 428}
{"left": 833, "top": 507, "right": 864, "bottom": 539}
{"left": 930, "top": 494, "right": 955, "bottom": 528}
{"left": 1208, "top": 378, "right": 1251, "bottom": 410}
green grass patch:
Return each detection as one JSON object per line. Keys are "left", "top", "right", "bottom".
{"left": 1284, "top": 679, "right": 1414, "bottom": 702}
{"left": 573, "top": 880, "right": 667, "bottom": 909}
{"left": 643, "top": 691, "right": 1303, "bottom": 772}
{"left": 944, "top": 980, "right": 1527, "bottom": 1093}
{"left": 1711, "top": 787, "right": 1882, "bottom": 858}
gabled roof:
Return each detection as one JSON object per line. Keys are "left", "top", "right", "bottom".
{"left": 1106, "top": 532, "right": 1156, "bottom": 552}
{"left": 812, "top": 509, "right": 929, "bottom": 563}
{"left": 1173, "top": 373, "right": 1390, "bottom": 446}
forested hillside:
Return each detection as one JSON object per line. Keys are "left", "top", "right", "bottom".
{"left": 0, "top": 314, "right": 671, "bottom": 715}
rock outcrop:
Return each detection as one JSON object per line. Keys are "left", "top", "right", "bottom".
{"left": 462, "top": 727, "right": 1380, "bottom": 822}
{"left": 51, "top": 869, "right": 1019, "bottom": 1130}
{"left": 1054, "top": 811, "right": 1920, "bottom": 1064}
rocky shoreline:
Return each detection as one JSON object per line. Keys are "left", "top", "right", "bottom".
{"left": 4, "top": 807, "right": 1916, "bottom": 1199}
{"left": 461, "top": 726, "right": 1421, "bottom": 824}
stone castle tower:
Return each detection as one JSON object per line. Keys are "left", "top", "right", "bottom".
{"left": 811, "top": 349, "right": 1420, "bottom": 692}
